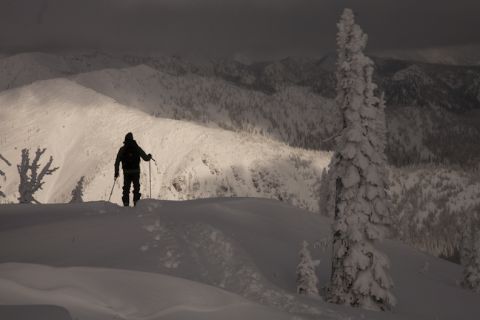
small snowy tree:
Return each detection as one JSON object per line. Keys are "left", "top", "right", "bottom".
{"left": 296, "top": 241, "right": 319, "bottom": 296}
{"left": 326, "top": 8, "right": 395, "bottom": 311}
{"left": 70, "top": 176, "right": 85, "bottom": 203}
{"left": 461, "top": 217, "right": 480, "bottom": 292}
{"left": 17, "top": 148, "right": 59, "bottom": 204}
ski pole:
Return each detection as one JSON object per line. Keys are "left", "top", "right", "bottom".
{"left": 149, "top": 156, "right": 157, "bottom": 199}
{"left": 108, "top": 177, "right": 117, "bottom": 202}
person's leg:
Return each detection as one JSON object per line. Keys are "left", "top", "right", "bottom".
{"left": 132, "top": 172, "right": 141, "bottom": 206}
{"left": 122, "top": 173, "right": 132, "bottom": 206}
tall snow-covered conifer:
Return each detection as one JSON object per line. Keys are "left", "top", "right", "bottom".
{"left": 326, "top": 8, "right": 395, "bottom": 311}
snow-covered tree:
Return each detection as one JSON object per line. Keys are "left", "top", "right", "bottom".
{"left": 296, "top": 241, "right": 319, "bottom": 296}
{"left": 0, "top": 154, "right": 11, "bottom": 198}
{"left": 17, "top": 148, "right": 59, "bottom": 204}
{"left": 70, "top": 176, "right": 85, "bottom": 203}
{"left": 326, "top": 8, "right": 396, "bottom": 311}
{"left": 319, "top": 168, "right": 330, "bottom": 216}
{"left": 461, "top": 216, "right": 480, "bottom": 292}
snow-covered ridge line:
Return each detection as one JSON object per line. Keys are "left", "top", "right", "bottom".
{"left": 70, "top": 63, "right": 340, "bottom": 150}
{"left": 375, "top": 44, "right": 480, "bottom": 66}
{"left": 1, "top": 51, "right": 480, "bottom": 166}
{"left": 0, "top": 77, "right": 330, "bottom": 211}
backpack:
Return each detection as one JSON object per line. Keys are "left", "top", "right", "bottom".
{"left": 123, "top": 143, "right": 139, "bottom": 169}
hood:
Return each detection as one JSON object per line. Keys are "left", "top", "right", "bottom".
{"left": 124, "top": 132, "right": 134, "bottom": 142}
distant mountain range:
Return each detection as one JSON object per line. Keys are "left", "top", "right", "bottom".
{"left": 1, "top": 51, "right": 479, "bottom": 167}
{"left": 208, "top": 54, "right": 480, "bottom": 166}
{"left": 375, "top": 44, "right": 480, "bottom": 67}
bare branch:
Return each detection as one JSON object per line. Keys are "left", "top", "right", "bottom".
{"left": 17, "top": 148, "right": 59, "bottom": 204}
{"left": 0, "top": 154, "right": 11, "bottom": 167}
{"left": 0, "top": 153, "right": 9, "bottom": 198}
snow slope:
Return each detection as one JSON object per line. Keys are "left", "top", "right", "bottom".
{"left": 0, "top": 78, "right": 330, "bottom": 211}
{"left": 71, "top": 64, "right": 340, "bottom": 150}
{"left": 0, "top": 305, "right": 72, "bottom": 320}
{"left": 0, "top": 199, "right": 479, "bottom": 319}
{"left": 0, "top": 263, "right": 291, "bottom": 320}
{"left": 0, "top": 52, "right": 340, "bottom": 152}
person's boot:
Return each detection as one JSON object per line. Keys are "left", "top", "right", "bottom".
{"left": 133, "top": 193, "right": 141, "bottom": 206}
{"left": 122, "top": 195, "right": 129, "bottom": 207}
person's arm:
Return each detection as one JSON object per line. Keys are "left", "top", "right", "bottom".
{"left": 114, "top": 147, "right": 124, "bottom": 178}
{"left": 138, "top": 145, "right": 152, "bottom": 162}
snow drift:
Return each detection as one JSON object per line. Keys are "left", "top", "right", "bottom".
{"left": 0, "top": 263, "right": 292, "bottom": 320}
{"left": 0, "top": 199, "right": 479, "bottom": 319}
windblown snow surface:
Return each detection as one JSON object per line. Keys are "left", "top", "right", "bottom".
{"left": 1, "top": 199, "right": 479, "bottom": 320}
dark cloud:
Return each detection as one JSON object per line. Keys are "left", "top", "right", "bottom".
{"left": 0, "top": 0, "right": 478, "bottom": 57}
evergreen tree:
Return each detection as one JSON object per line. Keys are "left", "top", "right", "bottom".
{"left": 326, "top": 8, "right": 396, "bottom": 311}
{"left": 70, "top": 176, "right": 85, "bottom": 203}
{"left": 296, "top": 241, "right": 319, "bottom": 296}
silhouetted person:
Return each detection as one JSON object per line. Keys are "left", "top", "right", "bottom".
{"left": 115, "top": 132, "right": 152, "bottom": 206}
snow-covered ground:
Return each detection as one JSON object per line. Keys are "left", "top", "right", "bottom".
{"left": 0, "top": 199, "right": 479, "bottom": 319}
{"left": 0, "top": 263, "right": 292, "bottom": 320}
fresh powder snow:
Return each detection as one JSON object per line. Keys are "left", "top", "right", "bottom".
{"left": 1, "top": 199, "right": 479, "bottom": 319}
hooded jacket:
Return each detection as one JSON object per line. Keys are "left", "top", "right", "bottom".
{"left": 115, "top": 134, "right": 151, "bottom": 175}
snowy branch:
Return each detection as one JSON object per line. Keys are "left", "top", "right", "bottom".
{"left": 0, "top": 153, "right": 11, "bottom": 198}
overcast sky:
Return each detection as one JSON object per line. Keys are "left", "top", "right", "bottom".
{"left": 0, "top": 0, "right": 478, "bottom": 57}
